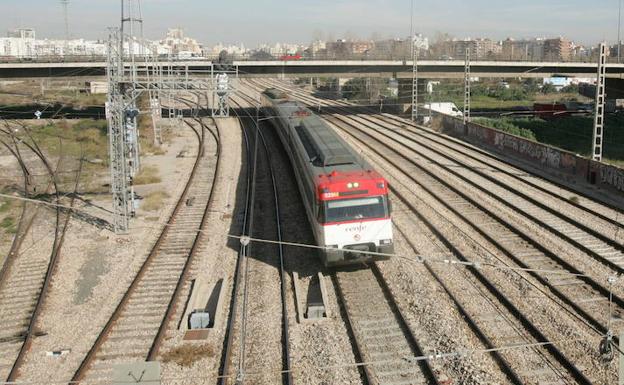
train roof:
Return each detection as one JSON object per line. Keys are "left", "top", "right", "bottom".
{"left": 264, "top": 89, "right": 381, "bottom": 180}
{"left": 263, "top": 88, "right": 288, "bottom": 100}
{"left": 298, "top": 115, "right": 358, "bottom": 168}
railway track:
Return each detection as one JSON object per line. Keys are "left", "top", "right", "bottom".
{"left": 388, "top": 189, "right": 592, "bottom": 385}
{"left": 338, "top": 113, "right": 624, "bottom": 272}
{"left": 71, "top": 114, "right": 221, "bottom": 383}
{"left": 0, "top": 129, "right": 83, "bottom": 381}
{"left": 250, "top": 79, "right": 624, "bottom": 328}
{"left": 220, "top": 93, "right": 292, "bottom": 384}
{"left": 332, "top": 109, "right": 618, "bottom": 321}
{"left": 239, "top": 80, "right": 608, "bottom": 383}
{"left": 333, "top": 265, "right": 439, "bottom": 385}
{"left": 249, "top": 80, "right": 624, "bottom": 225}
{"left": 0, "top": 135, "right": 37, "bottom": 290}
{"left": 322, "top": 106, "right": 600, "bottom": 384}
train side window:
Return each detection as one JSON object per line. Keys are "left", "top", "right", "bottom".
{"left": 317, "top": 203, "right": 325, "bottom": 223}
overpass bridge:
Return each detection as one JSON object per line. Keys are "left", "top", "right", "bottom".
{"left": 2, "top": 59, "right": 624, "bottom": 79}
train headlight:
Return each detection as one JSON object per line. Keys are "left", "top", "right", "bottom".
{"left": 347, "top": 183, "right": 353, "bottom": 189}
{"left": 377, "top": 182, "right": 385, "bottom": 189}
{"left": 353, "top": 182, "right": 360, "bottom": 188}
{"left": 380, "top": 239, "right": 392, "bottom": 245}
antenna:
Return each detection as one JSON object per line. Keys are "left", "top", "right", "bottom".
{"left": 60, "top": 0, "right": 69, "bottom": 40}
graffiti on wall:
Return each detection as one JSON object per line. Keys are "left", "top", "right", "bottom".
{"left": 442, "top": 116, "right": 624, "bottom": 194}
{"left": 491, "top": 128, "right": 563, "bottom": 168}
{"left": 601, "top": 166, "right": 624, "bottom": 192}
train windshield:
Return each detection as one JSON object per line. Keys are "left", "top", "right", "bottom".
{"left": 321, "top": 196, "right": 389, "bottom": 223}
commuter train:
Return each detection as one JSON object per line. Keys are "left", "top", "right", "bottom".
{"left": 260, "top": 88, "right": 394, "bottom": 266}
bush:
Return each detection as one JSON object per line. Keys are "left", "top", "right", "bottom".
{"left": 474, "top": 118, "right": 537, "bottom": 141}
{"left": 488, "top": 86, "right": 528, "bottom": 101}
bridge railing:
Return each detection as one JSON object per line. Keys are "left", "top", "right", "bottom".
{"left": 1, "top": 51, "right": 623, "bottom": 64}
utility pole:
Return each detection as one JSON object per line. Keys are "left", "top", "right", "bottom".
{"left": 619, "top": 0, "right": 622, "bottom": 63}
{"left": 409, "top": 0, "right": 419, "bottom": 122}
{"left": 592, "top": 42, "right": 607, "bottom": 162}
{"left": 411, "top": 47, "right": 419, "bottom": 122}
{"left": 60, "top": 0, "right": 70, "bottom": 40}
{"left": 107, "top": 28, "right": 131, "bottom": 233}
{"left": 463, "top": 48, "right": 471, "bottom": 125}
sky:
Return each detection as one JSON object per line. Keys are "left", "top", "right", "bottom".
{"left": 0, "top": 0, "right": 620, "bottom": 46}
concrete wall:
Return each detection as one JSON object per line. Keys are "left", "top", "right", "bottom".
{"left": 438, "top": 115, "right": 624, "bottom": 196}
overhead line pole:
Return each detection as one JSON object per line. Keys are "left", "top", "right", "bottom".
{"left": 410, "top": 0, "right": 418, "bottom": 122}
{"left": 463, "top": 48, "right": 471, "bottom": 125}
{"left": 619, "top": 0, "right": 622, "bottom": 63}
{"left": 591, "top": 42, "right": 607, "bottom": 162}
{"left": 60, "top": 0, "right": 70, "bottom": 41}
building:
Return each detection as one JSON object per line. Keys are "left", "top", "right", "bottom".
{"left": 7, "top": 28, "right": 35, "bottom": 39}
{"left": 543, "top": 37, "right": 571, "bottom": 61}
{"left": 452, "top": 38, "right": 501, "bottom": 59}
{"left": 372, "top": 34, "right": 429, "bottom": 59}
{"left": 326, "top": 39, "right": 374, "bottom": 59}
{"left": 160, "top": 28, "right": 203, "bottom": 57}
{"left": 0, "top": 28, "right": 108, "bottom": 57}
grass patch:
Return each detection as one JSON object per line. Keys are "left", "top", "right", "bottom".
{"left": 0, "top": 198, "right": 13, "bottom": 214}
{"left": 568, "top": 196, "right": 580, "bottom": 204}
{"left": 141, "top": 190, "right": 169, "bottom": 211}
{"left": 27, "top": 119, "right": 109, "bottom": 162}
{"left": 0, "top": 81, "right": 107, "bottom": 107}
{"left": 1, "top": 216, "right": 17, "bottom": 234}
{"left": 133, "top": 165, "right": 161, "bottom": 185}
{"left": 161, "top": 344, "right": 214, "bottom": 367}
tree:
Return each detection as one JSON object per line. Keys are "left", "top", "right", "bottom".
{"left": 541, "top": 83, "right": 558, "bottom": 94}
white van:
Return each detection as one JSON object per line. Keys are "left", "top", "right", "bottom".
{"left": 423, "top": 102, "right": 463, "bottom": 117}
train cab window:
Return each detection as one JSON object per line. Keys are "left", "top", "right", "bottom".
{"left": 322, "top": 196, "right": 388, "bottom": 223}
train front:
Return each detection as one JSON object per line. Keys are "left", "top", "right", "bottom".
{"left": 316, "top": 170, "right": 394, "bottom": 266}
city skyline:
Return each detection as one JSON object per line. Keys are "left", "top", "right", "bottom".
{"left": 0, "top": 0, "right": 620, "bottom": 46}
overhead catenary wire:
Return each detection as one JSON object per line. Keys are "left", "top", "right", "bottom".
{"left": 0, "top": 335, "right": 604, "bottom": 385}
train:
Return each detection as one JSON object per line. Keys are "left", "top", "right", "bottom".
{"left": 260, "top": 88, "right": 394, "bottom": 266}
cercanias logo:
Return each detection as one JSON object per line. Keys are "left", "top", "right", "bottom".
{"left": 346, "top": 224, "right": 367, "bottom": 232}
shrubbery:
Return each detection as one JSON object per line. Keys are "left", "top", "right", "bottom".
{"left": 473, "top": 118, "right": 537, "bottom": 140}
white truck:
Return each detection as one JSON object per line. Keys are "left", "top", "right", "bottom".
{"left": 423, "top": 102, "right": 463, "bottom": 117}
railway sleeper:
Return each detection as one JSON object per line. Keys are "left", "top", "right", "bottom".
{"left": 362, "top": 334, "right": 412, "bottom": 348}
{"left": 368, "top": 349, "right": 414, "bottom": 362}
{"left": 112, "top": 317, "right": 163, "bottom": 329}
{"left": 128, "top": 291, "right": 174, "bottom": 301}
{"left": 106, "top": 331, "right": 156, "bottom": 342}
{"left": 2, "top": 281, "right": 43, "bottom": 292}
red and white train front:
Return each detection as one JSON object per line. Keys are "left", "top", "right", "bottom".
{"left": 315, "top": 170, "right": 393, "bottom": 266}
